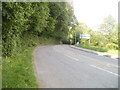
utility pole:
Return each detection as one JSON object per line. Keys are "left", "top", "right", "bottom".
{"left": 80, "top": 33, "right": 82, "bottom": 46}
{"left": 75, "top": 32, "right": 76, "bottom": 45}
{"left": 69, "top": 27, "right": 72, "bottom": 45}
{"left": 89, "top": 39, "right": 90, "bottom": 45}
{"left": 69, "top": 28, "right": 70, "bottom": 45}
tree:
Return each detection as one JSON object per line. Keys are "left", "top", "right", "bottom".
{"left": 70, "top": 22, "right": 91, "bottom": 45}
{"left": 98, "top": 15, "right": 116, "bottom": 35}
{"left": 48, "top": 2, "right": 75, "bottom": 43}
{"left": 2, "top": 2, "right": 76, "bottom": 56}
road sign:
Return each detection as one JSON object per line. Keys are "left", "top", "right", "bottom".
{"left": 80, "top": 34, "right": 90, "bottom": 39}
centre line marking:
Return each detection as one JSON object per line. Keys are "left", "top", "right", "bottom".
{"left": 90, "top": 65, "right": 120, "bottom": 77}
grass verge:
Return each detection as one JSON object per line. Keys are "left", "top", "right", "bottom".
{"left": 2, "top": 47, "right": 39, "bottom": 88}
{"left": 75, "top": 45, "right": 107, "bottom": 52}
{"left": 2, "top": 35, "right": 59, "bottom": 88}
{"left": 107, "top": 49, "right": 119, "bottom": 55}
{"left": 75, "top": 45, "right": 119, "bottom": 55}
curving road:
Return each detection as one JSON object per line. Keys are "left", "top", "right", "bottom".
{"left": 34, "top": 45, "right": 118, "bottom": 88}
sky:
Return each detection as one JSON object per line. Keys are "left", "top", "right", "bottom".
{"left": 73, "top": 0, "right": 119, "bottom": 30}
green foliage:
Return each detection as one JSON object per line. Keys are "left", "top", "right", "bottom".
{"left": 2, "top": 2, "right": 75, "bottom": 57}
{"left": 107, "top": 49, "right": 119, "bottom": 55}
{"left": 2, "top": 32, "right": 59, "bottom": 88}
{"left": 76, "top": 45, "right": 119, "bottom": 55}
{"left": 31, "top": 2, "right": 49, "bottom": 33}
{"left": 71, "top": 21, "right": 118, "bottom": 51}
{"left": 2, "top": 2, "right": 75, "bottom": 88}
{"left": 2, "top": 47, "right": 39, "bottom": 88}
{"left": 2, "top": 2, "right": 33, "bottom": 56}
{"left": 48, "top": 2, "right": 75, "bottom": 42}
{"left": 98, "top": 15, "right": 116, "bottom": 35}
{"left": 77, "top": 45, "right": 108, "bottom": 52}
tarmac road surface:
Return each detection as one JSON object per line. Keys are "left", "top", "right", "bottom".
{"left": 34, "top": 45, "right": 118, "bottom": 88}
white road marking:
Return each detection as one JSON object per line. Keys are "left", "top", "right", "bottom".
{"left": 90, "top": 65, "right": 120, "bottom": 77}
{"left": 65, "top": 55, "right": 79, "bottom": 61}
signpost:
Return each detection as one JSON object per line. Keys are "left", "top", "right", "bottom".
{"left": 80, "top": 34, "right": 90, "bottom": 46}
{"left": 80, "top": 34, "right": 90, "bottom": 39}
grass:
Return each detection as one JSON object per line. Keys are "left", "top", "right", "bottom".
{"left": 75, "top": 45, "right": 119, "bottom": 55}
{"left": 2, "top": 35, "right": 59, "bottom": 88}
{"left": 107, "top": 49, "right": 119, "bottom": 55}
{"left": 75, "top": 45, "right": 108, "bottom": 52}
{"left": 2, "top": 47, "right": 39, "bottom": 88}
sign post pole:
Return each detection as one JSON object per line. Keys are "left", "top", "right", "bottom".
{"left": 80, "top": 33, "right": 82, "bottom": 46}
{"left": 75, "top": 32, "right": 76, "bottom": 45}
{"left": 80, "top": 34, "right": 90, "bottom": 46}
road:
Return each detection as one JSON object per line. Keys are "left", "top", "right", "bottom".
{"left": 34, "top": 45, "right": 118, "bottom": 88}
